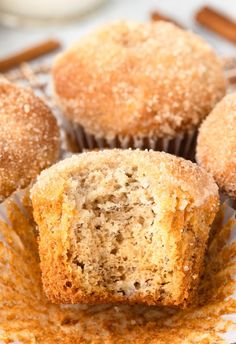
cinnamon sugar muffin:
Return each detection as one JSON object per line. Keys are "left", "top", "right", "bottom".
{"left": 52, "top": 21, "right": 226, "bottom": 156}
{"left": 31, "top": 149, "right": 219, "bottom": 307}
{"left": 0, "top": 79, "right": 60, "bottom": 201}
{"left": 197, "top": 93, "right": 236, "bottom": 200}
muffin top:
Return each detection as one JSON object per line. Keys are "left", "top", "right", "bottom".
{"left": 0, "top": 80, "right": 60, "bottom": 201}
{"left": 31, "top": 149, "right": 219, "bottom": 210}
{"left": 53, "top": 21, "right": 226, "bottom": 140}
{"left": 196, "top": 93, "right": 236, "bottom": 199}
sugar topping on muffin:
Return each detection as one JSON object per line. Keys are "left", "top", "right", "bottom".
{"left": 53, "top": 21, "right": 226, "bottom": 140}
{"left": 0, "top": 80, "right": 60, "bottom": 201}
{"left": 197, "top": 93, "right": 236, "bottom": 199}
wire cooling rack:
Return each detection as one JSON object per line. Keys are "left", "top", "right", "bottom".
{"left": 3, "top": 56, "right": 236, "bottom": 89}
{"left": 1, "top": 59, "right": 236, "bottom": 344}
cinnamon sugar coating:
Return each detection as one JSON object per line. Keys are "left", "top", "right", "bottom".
{"left": 52, "top": 21, "right": 226, "bottom": 140}
{"left": 0, "top": 80, "right": 60, "bottom": 201}
{"left": 31, "top": 149, "right": 219, "bottom": 307}
{"left": 197, "top": 93, "right": 236, "bottom": 199}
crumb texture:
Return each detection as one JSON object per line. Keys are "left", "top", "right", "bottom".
{"left": 197, "top": 93, "right": 236, "bottom": 199}
{"left": 53, "top": 21, "right": 226, "bottom": 140}
{"left": 31, "top": 149, "right": 219, "bottom": 306}
{"left": 0, "top": 81, "right": 60, "bottom": 201}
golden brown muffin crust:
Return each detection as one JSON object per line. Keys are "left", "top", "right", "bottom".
{"left": 196, "top": 93, "right": 236, "bottom": 199}
{"left": 31, "top": 150, "right": 219, "bottom": 307}
{"left": 53, "top": 21, "right": 226, "bottom": 140}
{"left": 0, "top": 80, "right": 60, "bottom": 201}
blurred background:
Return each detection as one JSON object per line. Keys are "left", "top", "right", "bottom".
{"left": 0, "top": 0, "right": 235, "bottom": 68}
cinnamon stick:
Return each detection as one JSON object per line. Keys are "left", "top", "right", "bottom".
{"left": 151, "top": 11, "right": 183, "bottom": 28}
{"left": 229, "top": 75, "right": 236, "bottom": 84}
{"left": 225, "top": 69, "right": 236, "bottom": 84}
{"left": 0, "top": 39, "right": 61, "bottom": 73}
{"left": 195, "top": 6, "right": 236, "bottom": 44}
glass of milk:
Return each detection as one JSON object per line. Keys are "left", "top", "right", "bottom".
{"left": 0, "top": 0, "right": 107, "bottom": 26}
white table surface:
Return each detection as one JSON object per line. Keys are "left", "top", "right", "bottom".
{"left": 0, "top": 0, "right": 236, "bottom": 342}
{"left": 0, "top": 0, "right": 235, "bottom": 60}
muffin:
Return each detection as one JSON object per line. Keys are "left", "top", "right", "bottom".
{"left": 52, "top": 21, "right": 226, "bottom": 157}
{"left": 0, "top": 79, "right": 60, "bottom": 202}
{"left": 197, "top": 93, "right": 236, "bottom": 200}
{"left": 31, "top": 149, "right": 219, "bottom": 307}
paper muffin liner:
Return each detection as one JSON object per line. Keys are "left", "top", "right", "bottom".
{"left": 220, "top": 193, "right": 236, "bottom": 212}
{"left": 64, "top": 120, "right": 198, "bottom": 160}
{"left": 0, "top": 189, "right": 30, "bottom": 225}
{"left": 0, "top": 186, "right": 236, "bottom": 343}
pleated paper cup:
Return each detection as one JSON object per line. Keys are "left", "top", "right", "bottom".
{"left": 0, "top": 187, "right": 236, "bottom": 343}
{"left": 64, "top": 121, "right": 197, "bottom": 160}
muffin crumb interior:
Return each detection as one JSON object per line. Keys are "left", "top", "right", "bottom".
{"left": 65, "top": 165, "right": 173, "bottom": 299}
